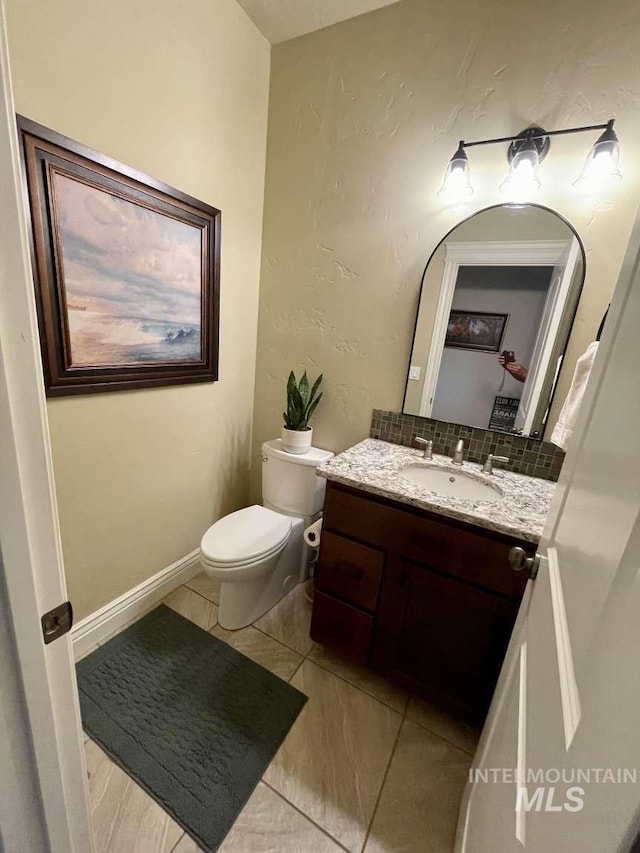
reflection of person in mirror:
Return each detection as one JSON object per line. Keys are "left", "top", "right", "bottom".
{"left": 498, "top": 352, "right": 528, "bottom": 383}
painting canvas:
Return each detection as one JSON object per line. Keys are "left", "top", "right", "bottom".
{"left": 55, "top": 175, "right": 203, "bottom": 367}
{"left": 445, "top": 310, "right": 508, "bottom": 352}
{"left": 18, "top": 116, "right": 220, "bottom": 395}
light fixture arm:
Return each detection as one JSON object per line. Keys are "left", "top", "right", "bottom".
{"left": 458, "top": 119, "right": 615, "bottom": 151}
{"left": 437, "top": 120, "right": 619, "bottom": 201}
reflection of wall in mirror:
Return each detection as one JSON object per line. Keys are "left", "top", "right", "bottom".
{"left": 404, "top": 207, "right": 575, "bottom": 417}
{"left": 432, "top": 266, "right": 552, "bottom": 430}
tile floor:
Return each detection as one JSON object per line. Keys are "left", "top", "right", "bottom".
{"left": 82, "top": 574, "right": 479, "bottom": 853}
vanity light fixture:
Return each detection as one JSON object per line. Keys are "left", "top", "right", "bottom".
{"left": 437, "top": 142, "right": 474, "bottom": 201}
{"left": 438, "top": 119, "right": 621, "bottom": 200}
{"left": 573, "top": 120, "right": 622, "bottom": 192}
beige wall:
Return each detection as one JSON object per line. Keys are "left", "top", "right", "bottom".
{"left": 252, "top": 0, "right": 640, "bottom": 495}
{"left": 7, "top": 0, "right": 270, "bottom": 618}
{"left": 403, "top": 206, "right": 575, "bottom": 415}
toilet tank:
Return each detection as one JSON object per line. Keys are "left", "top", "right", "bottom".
{"left": 262, "top": 439, "right": 333, "bottom": 518}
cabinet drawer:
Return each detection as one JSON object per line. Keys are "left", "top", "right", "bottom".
{"left": 316, "top": 531, "right": 384, "bottom": 611}
{"left": 324, "top": 484, "right": 409, "bottom": 549}
{"left": 325, "top": 482, "right": 528, "bottom": 600}
{"left": 402, "top": 523, "right": 529, "bottom": 600}
{"left": 310, "top": 591, "right": 373, "bottom": 664}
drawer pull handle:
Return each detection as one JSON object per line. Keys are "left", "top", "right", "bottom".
{"left": 333, "top": 561, "right": 364, "bottom": 581}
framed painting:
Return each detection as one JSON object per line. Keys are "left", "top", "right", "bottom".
{"left": 444, "top": 310, "right": 508, "bottom": 353}
{"left": 17, "top": 116, "right": 220, "bottom": 396}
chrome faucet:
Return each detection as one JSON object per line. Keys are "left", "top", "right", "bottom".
{"left": 482, "top": 453, "right": 510, "bottom": 474}
{"left": 451, "top": 439, "right": 464, "bottom": 466}
{"left": 414, "top": 436, "right": 433, "bottom": 459}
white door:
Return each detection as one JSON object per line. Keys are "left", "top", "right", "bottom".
{"left": 0, "top": 5, "right": 94, "bottom": 851}
{"left": 514, "top": 237, "right": 581, "bottom": 435}
{"left": 456, "top": 210, "right": 640, "bottom": 852}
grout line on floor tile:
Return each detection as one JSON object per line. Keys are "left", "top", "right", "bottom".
{"left": 302, "top": 656, "right": 407, "bottom": 717}
{"left": 184, "top": 582, "right": 219, "bottom": 606}
{"left": 250, "top": 621, "right": 308, "bottom": 656}
{"left": 261, "top": 779, "right": 352, "bottom": 853}
{"left": 305, "top": 655, "right": 409, "bottom": 714}
{"left": 209, "top": 622, "right": 305, "bottom": 683}
{"left": 287, "top": 656, "right": 305, "bottom": 683}
{"left": 178, "top": 584, "right": 214, "bottom": 607}
{"left": 168, "top": 831, "right": 187, "bottom": 853}
{"left": 214, "top": 619, "right": 305, "bottom": 658}
{"left": 359, "top": 713, "right": 405, "bottom": 853}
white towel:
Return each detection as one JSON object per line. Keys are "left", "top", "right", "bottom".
{"left": 551, "top": 341, "right": 599, "bottom": 451}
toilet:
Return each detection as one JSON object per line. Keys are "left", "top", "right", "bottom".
{"left": 199, "top": 439, "right": 333, "bottom": 629}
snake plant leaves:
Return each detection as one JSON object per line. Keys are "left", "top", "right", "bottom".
{"left": 283, "top": 370, "right": 324, "bottom": 430}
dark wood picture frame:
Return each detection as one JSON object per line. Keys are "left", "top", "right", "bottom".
{"left": 444, "top": 310, "right": 508, "bottom": 353}
{"left": 17, "top": 116, "right": 221, "bottom": 396}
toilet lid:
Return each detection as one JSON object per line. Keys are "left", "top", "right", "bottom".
{"left": 200, "top": 505, "right": 291, "bottom": 565}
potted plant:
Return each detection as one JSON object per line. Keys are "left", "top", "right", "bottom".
{"left": 282, "top": 370, "right": 323, "bottom": 454}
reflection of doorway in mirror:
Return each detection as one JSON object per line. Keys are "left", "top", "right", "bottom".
{"left": 514, "top": 238, "right": 582, "bottom": 434}
{"left": 432, "top": 265, "right": 553, "bottom": 430}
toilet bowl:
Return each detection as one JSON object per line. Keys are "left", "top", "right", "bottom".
{"left": 199, "top": 439, "right": 333, "bottom": 629}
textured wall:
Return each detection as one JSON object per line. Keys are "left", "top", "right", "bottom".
{"left": 7, "top": 0, "right": 270, "bottom": 618}
{"left": 252, "top": 0, "right": 640, "bottom": 495}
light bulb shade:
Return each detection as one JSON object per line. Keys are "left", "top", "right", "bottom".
{"left": 437, "top": 144, "right": 474, "bottom": 201}
{"left": 499, "top": 139, "right": 541, "bottom": 200}
{"left": 573, "top": 124, "right": 621, "bottom": 191}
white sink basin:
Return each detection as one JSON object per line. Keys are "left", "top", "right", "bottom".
{"left": 399, "top": 464, "right": 504, "bottom": 503}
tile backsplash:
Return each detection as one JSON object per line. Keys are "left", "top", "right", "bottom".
{"left": 370, "top": 410, "right": 565, "bottom": 482}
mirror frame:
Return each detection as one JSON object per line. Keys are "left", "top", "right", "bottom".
{"left": 402, "top": 203, "right": 587, "bottom": 438}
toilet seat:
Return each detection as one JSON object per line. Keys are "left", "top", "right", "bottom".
{"left": 200, "top": 505, "right": 291, "bottom": 568}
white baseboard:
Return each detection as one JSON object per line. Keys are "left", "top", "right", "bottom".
{"left": 72, "top": 549, "right": 201, "bottom": 660}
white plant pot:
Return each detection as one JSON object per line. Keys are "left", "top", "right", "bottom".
{"left": 281, "top": 425, "right": 313, "bottom": 454}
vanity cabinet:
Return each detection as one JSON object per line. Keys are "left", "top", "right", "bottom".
{"left": 310, "top": 481, "right": 533, "bottom": 713}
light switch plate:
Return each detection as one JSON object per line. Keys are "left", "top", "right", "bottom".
{"left": 409, "top": 365, "right": 421, "bottom": 380}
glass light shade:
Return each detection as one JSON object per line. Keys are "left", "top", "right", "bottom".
{"left": 499, "top": 143, "right": 541, "bottom": 200}
{"left": 437, "top": 145, "right": 474, "bottom": 201}
{"left": 573, "top": 133, "right": 622, "bottom": 192}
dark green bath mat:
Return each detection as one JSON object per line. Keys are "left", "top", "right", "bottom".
{"left": 76, "top": 605, "right": 307, "bottom": 852}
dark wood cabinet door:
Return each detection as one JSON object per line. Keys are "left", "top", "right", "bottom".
{"left": 373, "top": 556, "right": 520, "bottom": 712}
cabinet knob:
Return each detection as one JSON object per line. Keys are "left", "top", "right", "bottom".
{"left": 508, "top": 547, "right": 541, "bottom": 580}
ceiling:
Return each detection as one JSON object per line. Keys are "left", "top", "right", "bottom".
{"left": 236, "top": 0, "right": 404, "bottom": 44}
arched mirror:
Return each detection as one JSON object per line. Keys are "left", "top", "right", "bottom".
{"left": 403, "top": 204, "right": 585, "bottom": 438}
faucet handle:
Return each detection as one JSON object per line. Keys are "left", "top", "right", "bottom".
{"left": 414, "top": 436, "right": 433, "bottom": 459}
{"left": 482, "top": 453, "right": 510, "bottom": 474}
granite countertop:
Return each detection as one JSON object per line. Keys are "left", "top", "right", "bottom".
{"left": 317, "top": 438, "right": 556, "bottom": 543}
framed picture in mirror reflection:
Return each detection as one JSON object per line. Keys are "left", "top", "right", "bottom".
{"left": 444, "top": 310, "right": 509, "bottom": 353}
